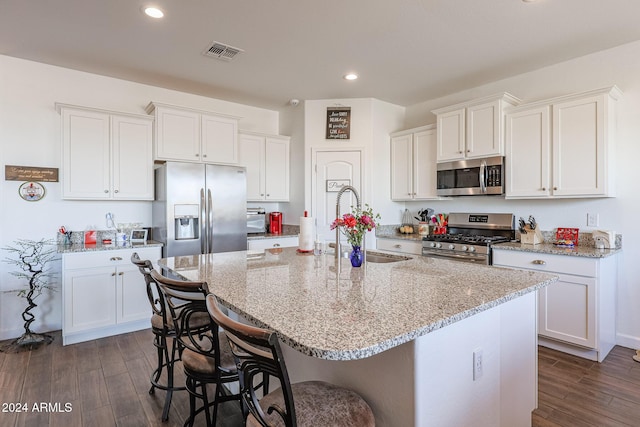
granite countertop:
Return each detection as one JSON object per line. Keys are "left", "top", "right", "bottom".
{"left": 159, "top": 248, "right": 557, "bottom": 361}
{"left": 57, "top": 240, "right": 163, "bottom": 254}
{"left": 493, "top": 241, "right": 621, "bottom": 258}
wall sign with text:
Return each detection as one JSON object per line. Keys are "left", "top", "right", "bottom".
{"left": 326, "top": 107, "right": 351, "bottom": 140}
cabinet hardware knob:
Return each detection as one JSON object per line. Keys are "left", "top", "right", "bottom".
{"left": 118, "top": 272, "right": 124, "bottom": 276}
{"left": 195, "top": 154, "right": 199, "bottom": 157}
{"left": 553, "top": 187, "right": 558, "bottom": 190}
{"left": 104, "top": 190, "right": 109, "bottom": 193}
{"left": 394, "top": 244, "right": 401, "bottom": 248}
{"left": 110, "top": 257, "right": 123, "bottom": 261}
{"left": 413, "top": 192, "right": 416, "bottom": 195}
{"left": 541, "top": 187, "right": 546, "bottom": 191}
{"left": 466, "top": 149, "right": 470, "bottom": 153}
{"left": 266, "top": 194, "right": 270, "bottom": 197}
{"left": 407, "top": 193, "right": 411, "bottom": 196}
{"left": 532, "top": 260, "right": 546, "bottom": 265}
{"left": 203, "top": 154, "right": 207, "bottom": 157}
{"left": 114, "top": 190, "right": 119, "bottom": 193}
{"left": 273, "top": 243, "right": 280, "bottom": 247}
{"left": 111, "top": 272, "right": 116, "bottom": 276}
{"left": 261, "top": 193, "right": 264, "bottom": 196}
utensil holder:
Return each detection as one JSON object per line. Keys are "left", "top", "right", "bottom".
{"left": 521, "top": 228, "right": 543, "bottom": 245}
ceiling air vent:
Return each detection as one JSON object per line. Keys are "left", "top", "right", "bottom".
{"left": 202, "top": 41, "right": 244, "bottom": 61}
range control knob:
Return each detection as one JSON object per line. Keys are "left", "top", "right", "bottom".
{"left": 435, "top": 243, "right": 442, "bottom": 249}
{"left": 468, "top": 246, "right": 476, "bottom": 253}
{"left": 448, "top": 244, "right": 455, "bottom": 250}
{"left": 462, "top": 245, "right": 468, "bottom": 252}
{"left": 430, "top": 242, "right": 437, "bottom": 248}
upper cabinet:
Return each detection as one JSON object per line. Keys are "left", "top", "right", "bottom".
{"left": 57, "top": 104, "right": 154, "bottom": 200}
{"left": 145, "top": 102, "right": 239, "bottom": 165}
{"left": 432, "top": 93, "right": 521, "bottom": 162}
{"left": 390, "top": 125, "right": 439, "bottom": 200}
{"left": 505, "top": 86, "right": 621, "bottom": 199}
{"left": 239, "top": 131, "right": 290, "bottom": 202}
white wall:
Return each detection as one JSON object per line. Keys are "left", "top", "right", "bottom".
{"left": 0, "top": 55, "right": 280, "bottom": 339}
{"left": 399, "top": 40, "right": 640, "bottom": 349}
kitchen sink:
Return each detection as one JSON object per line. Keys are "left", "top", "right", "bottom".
{"left": 365, "top": 251, "right": 411, "bottom": 263}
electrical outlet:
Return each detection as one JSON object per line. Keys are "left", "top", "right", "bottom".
{"left": 587, "top": 213, "right": 599, "bottom": 227}
{"left": 473, "top": 349, "right": 483, "bottom": 381}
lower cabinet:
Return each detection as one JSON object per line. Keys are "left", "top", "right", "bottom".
{"left": 492, "top": 249, "right": 617, "bottom": 362}
{"left": 247, "top": 236, "right": 298, "bottom": 251}
{"left": 62, "top": 246, "right": 161, "bottom": 345}
{"left": 376, "top": 238, "right": 423, "bottom": 256}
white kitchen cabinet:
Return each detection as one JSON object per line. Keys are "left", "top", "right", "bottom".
{"left": 248, "top": 236, "right": 298, "bottom": 251}
{"left": 239, "top": 131, "right": 290, "bottom": 201}
{"left": 58, "top": 104, "right": 154, "bottom": 200}
{"left": 146, "top": 102, "right": 239, "bottom": 164}
{"left": 390, "top": 125, "right": 438, "bottom": 200}
{"left": 492, "top": 249, "right": 617, "bottom": 362}
{"left": 62, "top": 246, "right": 161, "bottom": 345}
{"left": 376, "top": 238, "right": 422, "bottom": 256}
{"left": 433, "top": 93, "right": 520, "bottom": 162}
{"left": 505, "top": 86, "right": 621, "bottom": 199}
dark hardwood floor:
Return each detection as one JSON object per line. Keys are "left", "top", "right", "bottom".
{"left": 1, "top": 330, "right": 639, "bottom": 426}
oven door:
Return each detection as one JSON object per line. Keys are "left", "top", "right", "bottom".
{"left": 421, "top": 247, "right": 489, "bottom": 264}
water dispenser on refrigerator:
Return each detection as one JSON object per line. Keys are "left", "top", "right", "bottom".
{"left": 174, "top": 204, "right": 199, "bottom": 240}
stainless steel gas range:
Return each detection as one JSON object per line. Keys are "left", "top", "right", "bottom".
{"left": 422, "top": 213, "right": 515, "bottom": 264}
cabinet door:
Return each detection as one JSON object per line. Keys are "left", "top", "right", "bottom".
{"left": 111, "top": 115, "right": 154, "bottom": 200}
{"left": 390, "top": 134, "right": 413, "bottom": 200}
{"left": 264, "top": 137, "right": 289, "bottom": 201}
{"left": 552, "top": 95, "right": 605, "bottom": 196}
{"left": 62, "top": 108, "right": 110, "bottom": 199}
{"left": 201, "top": 114, "right": 238, "bottom": 164}
{"left": 116, "top": 264, "right": 151, "bottom": 324}
{"left": 413, "top": 128, "right": 438, "bottom": 199}
{"left": 538, "top": 274, "right": 596, "bottom": 348}
{"left": 505, "top": 106, "right": 551, "bottom": 198}
{"left": 63, "top": 266, "right": 117, "bottom": 333}
{"left": 155, "top": 107, "right": 200, "bottom": 162}
{"left": 239, "top": 134, "right": 265, "bottom": 200}
{"left": 467, "top": 100, "right": 501, "bottom": 158}
{"left": 436, "top": 108, "right": 465, "bottom": 162}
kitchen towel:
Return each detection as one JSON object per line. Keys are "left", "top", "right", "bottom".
{"left": 299, "top": 216, "right": 315, "bottom": 252}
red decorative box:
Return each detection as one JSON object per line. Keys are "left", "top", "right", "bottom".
{"left": 556, "top": 228, "right": 579, "bottom": 245}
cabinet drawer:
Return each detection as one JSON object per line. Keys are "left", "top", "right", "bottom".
{"left": 247, "top": 237, "right": 298, "bottom": 251}
{"left": 492, "top": 249, "right": 597, "bottom": 277}
{"left": 63, "top": 247, "right": 160, "bottom": 270}
{"left": 376, "top": 238, "right": 423, "bottom": 256}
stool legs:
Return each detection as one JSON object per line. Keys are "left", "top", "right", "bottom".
{"left": 149, "top": 330, "right": 184, "bottom": 422}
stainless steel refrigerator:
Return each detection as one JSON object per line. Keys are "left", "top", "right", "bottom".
{"left": 153, "top": 162, "right": 247, "bottom": 257}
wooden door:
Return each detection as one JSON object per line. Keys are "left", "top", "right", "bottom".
{"left": 313, "top": 150, "right": 362, "bottom": 245}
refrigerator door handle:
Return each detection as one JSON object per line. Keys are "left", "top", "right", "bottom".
{"left": 200, "top": 188, "right": 207, "bottom": 254}
{"left": 208, "top": 189, "right": 214, "bottom": 252}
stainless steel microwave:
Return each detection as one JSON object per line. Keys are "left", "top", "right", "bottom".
{"left": 436, "top": 156, "right": 505, "bottom": 196}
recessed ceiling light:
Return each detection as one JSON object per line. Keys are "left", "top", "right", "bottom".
{"left": 344, "top": 73, "right": 358, "bottom": 81}
{"left": 144, "top": 7, "right": 164, "bottom": 18}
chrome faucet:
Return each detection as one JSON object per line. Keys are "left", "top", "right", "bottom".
{"left": 335, "top": 185, "right": 361, "bottom": 259}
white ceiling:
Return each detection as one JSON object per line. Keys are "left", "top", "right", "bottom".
{"left": 2, "top": 0, "right": 640, "bottom": 110}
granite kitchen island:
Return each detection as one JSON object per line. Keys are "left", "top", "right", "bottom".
{"left": 159, "top": 248, "right": 557, "bottom": 427}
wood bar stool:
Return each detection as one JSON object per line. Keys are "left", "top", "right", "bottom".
{"left": 150, "top": 270, "right": 241, "bottom": 427}
{"left": 205, "top": 294, "right": 376, "bottom": 427}
{"left": 131, "top": 252, "right": 187, "bottom": 421}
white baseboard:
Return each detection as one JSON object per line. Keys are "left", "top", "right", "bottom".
{"left": 616, "top": 332, "right": 640, "bottom": 350}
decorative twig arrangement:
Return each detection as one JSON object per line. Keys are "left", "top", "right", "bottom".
{"left": 1, "top": 239, "right": 58, "bottom": 353}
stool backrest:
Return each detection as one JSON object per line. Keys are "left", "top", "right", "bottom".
{"left": 150, "top": 270, "right": 223, "bottom": 366}
{"left": 130, "top": 252, "right": 166, "bottom": 323}
{"left": 206, "top": 294, "right": 296, "bottom": 427}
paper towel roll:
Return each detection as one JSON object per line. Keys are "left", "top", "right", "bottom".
{"left": 299, "top": 216, "right": 315, "bottom": 251}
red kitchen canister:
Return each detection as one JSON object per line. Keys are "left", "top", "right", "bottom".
{"left": 269, "top": 212, "right": 282, "bottom": 234}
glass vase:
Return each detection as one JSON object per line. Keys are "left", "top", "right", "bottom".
{"left": 350, "top": 245, "right": 363, "bottom": 267}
